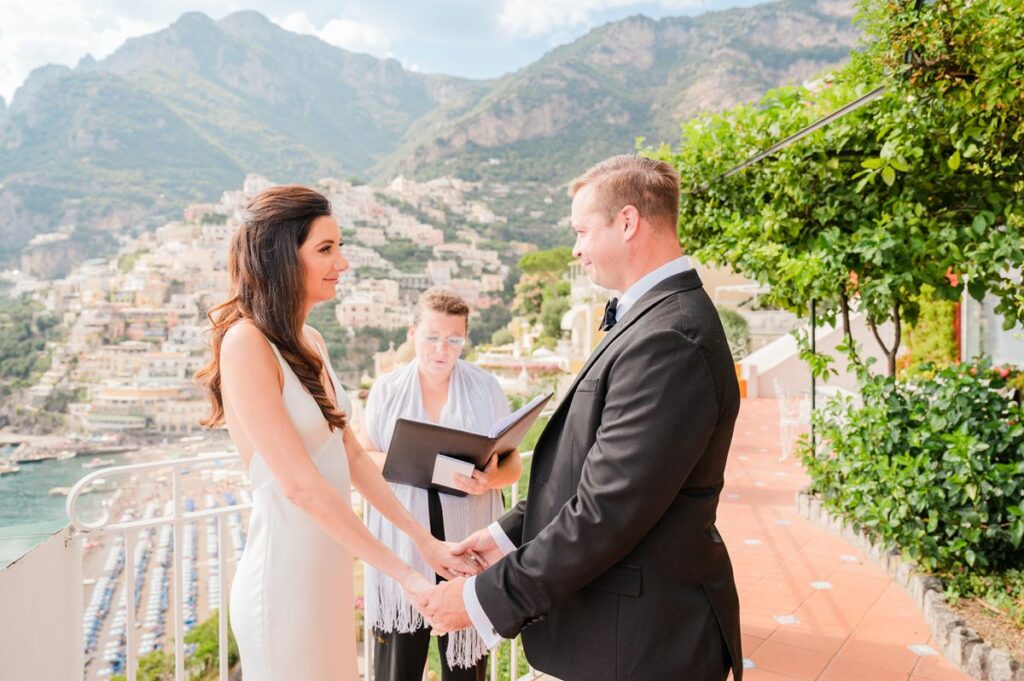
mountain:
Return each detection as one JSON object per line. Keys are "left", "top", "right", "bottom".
{"left": 0, "top": 0, "right": 857, "bottom": 266}
{"left": 384, "top": 0, "right": 858, "bottom": 183}
{"left": 0, "top": 10, "right": 470, "bottom": 261}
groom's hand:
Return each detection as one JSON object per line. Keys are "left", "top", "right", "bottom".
{"left": 419, "top": 577, "right": 472, "bottom": 635}
{"left": 419, "top": 538, "right": 482, "bottom": 580}
{"left": 452, "top": 527, "right": 504, "bottom": 568}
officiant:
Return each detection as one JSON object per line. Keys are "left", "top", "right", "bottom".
{"left": 358, "top": 287, "right": 522, "bottom": 681}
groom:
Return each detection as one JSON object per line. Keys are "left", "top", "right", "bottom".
{"left": 418, "top": 155, "right": 742, "bottom": 681}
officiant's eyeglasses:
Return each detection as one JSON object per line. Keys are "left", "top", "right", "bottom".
{"left": 420, "top": 334, "right": 466, "bottom": 349}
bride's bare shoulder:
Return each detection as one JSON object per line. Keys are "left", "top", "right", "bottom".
{"left": 220, "top": 321, "right": 283, "bottom": 396}
{"left": 222, "top": 320, "right": 273, "bottom": 360}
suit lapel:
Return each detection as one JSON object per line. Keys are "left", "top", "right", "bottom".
{"left": 547, "top": 269, "right": 704, "bottom": 422}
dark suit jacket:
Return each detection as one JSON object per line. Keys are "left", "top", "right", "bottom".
{"left": 474, "top": 269, "right": 742, "bottom": 681}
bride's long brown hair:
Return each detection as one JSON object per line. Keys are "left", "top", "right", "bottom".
{"left": 194, "top": 185, "right": 347, "bottom": 431}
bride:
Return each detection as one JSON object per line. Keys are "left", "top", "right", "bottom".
{"left": 194, "top": 185, "right": 479, "bottom": 681}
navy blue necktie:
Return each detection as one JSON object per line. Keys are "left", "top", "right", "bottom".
{"left": 600, "top": 297, "right": 618, "bottom": 331}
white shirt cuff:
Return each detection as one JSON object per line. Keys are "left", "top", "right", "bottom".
{"left": 488, "top": 521, "right": 516, "bottom": 556}
{"left": 464, "top": 576, "right": 503, "bottom": 649}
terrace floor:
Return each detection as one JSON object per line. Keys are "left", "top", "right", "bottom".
{"left": 534, "top": 397, "right": 969, "bottom": 681}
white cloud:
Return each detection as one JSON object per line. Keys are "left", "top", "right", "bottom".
{"left": 277, "top": 11, "right": 392, "bottom": 59}
{"left": 279, "top": 11, "right": 319, "bottom": 36}
{"left": 0, "top": 0, "right": 743, "bottom": 102}
{"left": 0, "top": 2, "right": 159, "bottom": 102}
{"left": 498, "top": 0, "right": 593, "bottom": 38}
{"left": 497, "top": 0, "right": 707, "bottom": 38}
{"left": 0, "top": 3, "right": 394, "bottom": 103}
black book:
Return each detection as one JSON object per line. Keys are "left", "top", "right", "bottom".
{"left": 382, "top": 392, "right": 552, "bottom": 496}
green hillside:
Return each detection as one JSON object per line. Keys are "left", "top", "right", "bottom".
{"left": 0, "top": 0, "right": 857, "bottom": 264}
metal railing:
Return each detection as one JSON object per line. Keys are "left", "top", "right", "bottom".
{"left": 67, "top": 450, "right": 543, "bottom": 681}
{"left": 68, "top": 453, "right": 247, "bottom": 681}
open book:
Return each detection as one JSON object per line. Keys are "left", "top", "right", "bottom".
{"left": 382, "top": 392, "right": 553, "bottom": 496}
{"left": 488, "top": 392, "right": 550, "bottom": 438}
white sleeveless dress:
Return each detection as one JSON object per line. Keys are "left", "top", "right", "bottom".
{"left": 230, "top": 341, "right": 358, "bottom": 681}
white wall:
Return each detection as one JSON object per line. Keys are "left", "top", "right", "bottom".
{"left": 962, "top": 285, "right": 1024, "bottom": 365}
{"left": 740, "top": 313, "right": 893, "bottom": 398}
{"left": 0, "top": 527, "right": 83, "bottom": 680}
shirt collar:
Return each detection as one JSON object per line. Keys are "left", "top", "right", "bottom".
{"left": 616, "top": 256, "right": 692, "bottom": 322}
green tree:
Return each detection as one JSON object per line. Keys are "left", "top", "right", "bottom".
{"left": 513, "top": 247, "right": 573, "bottom": 324}
{"left": 117, "top": 248, "right": 150, "bottom": 273}
{"left": 491, "top": 328, "right": 515, "bottom": 346}
{"left": 0, "top": 295, "right": 62, "bottom": 387}
{"left": 185, "top": 609, "right": 239, "bottom": 678}
{"left": 199, "top": 213, "right": 226, "bottom": 225}
{"left": 900, "top": 285, "right": 959, "bottom": 372}
{"left": 716, "top": 306, "right": 750, "bottom": 359}
{"left": 43, "top": 387, "right": 87, "bottom": 414}
{"left": 307, "top": 303, "right": 349, "bottom": 368}
{"left": 518, "top": 246, "right": 573, "bottom": 275}
{"left": 377, "top": 239, "right": 432, "bottom": 273}
{"left": 649, "top": 0, "right": 1024, "bottom": 376}
{"left": 470, "top": 305, "right": 513, "bottom": 346}
{"left": 112, "top": 610, "right": 239, "bottom": 681}
{"left": 540, "top": 289, "right": 571, "bottom": 341}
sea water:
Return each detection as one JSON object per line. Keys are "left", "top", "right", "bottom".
{"left": 0, "top": 448, "right": 127, "bottom": 568}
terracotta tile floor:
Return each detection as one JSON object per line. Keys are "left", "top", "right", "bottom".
{"left": 717, "top": 398, "right": 969, "bottom": 681}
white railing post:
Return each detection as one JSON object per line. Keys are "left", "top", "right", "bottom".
{"left": 172, "top": 467, "right": 185, "bottom": 681}
{"left": 124, "top": 528, "right": 137, "bottom": 681}
{"left": 218, "top": 514, "right": 229, "bottom": 681}
{"left": 363, "top": 496, "right": 372, "bottom": 679}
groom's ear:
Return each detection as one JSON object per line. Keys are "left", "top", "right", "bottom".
{"left": 620, "top": 205, "right": 641, "bottom": 241}
{"left": 407, "top": 325, "right": 416, "bottom": 344}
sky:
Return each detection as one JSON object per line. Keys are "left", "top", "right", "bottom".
{"left": 0, "top": 0, "right": 769, "bottom": 104}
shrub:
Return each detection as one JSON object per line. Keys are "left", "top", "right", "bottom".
{"left": 490, "top": 329, "right": 514, "bottom": 346}
{"left": 802, "top": 360, "right": 1024, "bottom": 573}
{"left": 111, "top": 609, "right": 238, "bottom": 681}
{"left": 716, "top": 306, "right": 750, "bottom": 359}
{"left": 899, "top": 286, "right": 959, "bottom": 373}
{"left": 945, "top": 568, "right": 1024, "bottom": 629}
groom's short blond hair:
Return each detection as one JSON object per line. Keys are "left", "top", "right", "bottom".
{"left": 569, "top": 155, "right": 680, "bottom": 231}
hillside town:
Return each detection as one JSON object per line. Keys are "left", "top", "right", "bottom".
{"left": 0, "top": 173, "right": 605, "bottom": 456}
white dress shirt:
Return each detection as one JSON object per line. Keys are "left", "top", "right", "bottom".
{"left": 463, "top": 255, "right": 693, "bottom": 646}
{"left": 614, "top": 255, "right": 691, "bottom": 323}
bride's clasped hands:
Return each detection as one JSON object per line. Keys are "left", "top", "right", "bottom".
{"left": 409, "top": 526, "right": 500, "bottom": 634}
{"left": 396, "top": 534, "right": 485, "bottom": 634}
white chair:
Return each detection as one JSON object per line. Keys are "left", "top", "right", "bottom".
{"left": 774, "top": 378, "right": 812, "bottom": 460}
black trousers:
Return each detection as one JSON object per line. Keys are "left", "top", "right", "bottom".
{"left": 372, "top": 488, "right": 488, "bottom": 681}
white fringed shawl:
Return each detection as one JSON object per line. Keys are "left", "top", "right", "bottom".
{"left": 362, "top": 358, "right": 508, "bottom": 669}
